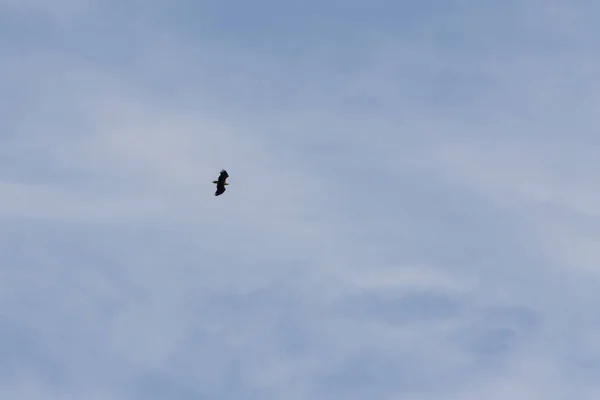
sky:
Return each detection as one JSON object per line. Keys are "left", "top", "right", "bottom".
{"left": 2, "top": 0, "right": 600, "bottom": 399}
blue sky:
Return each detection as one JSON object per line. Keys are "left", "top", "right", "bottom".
{"left": 3, "top": 0, "right": 600, "bottom": 399}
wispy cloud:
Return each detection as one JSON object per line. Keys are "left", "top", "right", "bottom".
{"left": 3, "top": 0, "right": 600, "bottom": 399}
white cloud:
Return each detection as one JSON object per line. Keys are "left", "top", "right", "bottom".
{"left": 4, "top": 0, "right": 600, "bottom": 399}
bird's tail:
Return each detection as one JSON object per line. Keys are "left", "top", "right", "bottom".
{"left": 212, "top": 181, "right": 218, "bottom": 184}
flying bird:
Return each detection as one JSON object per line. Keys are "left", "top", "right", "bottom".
{"left": 213, "top": 169, "right": 229, "bottom": 196}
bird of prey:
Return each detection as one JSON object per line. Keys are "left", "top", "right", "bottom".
{"left": 213, "top": 169, "right": 229, "bottom": 196}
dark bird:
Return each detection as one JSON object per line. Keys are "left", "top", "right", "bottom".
{"left": 213, "top": 169, "right": 229, "bottom": 196}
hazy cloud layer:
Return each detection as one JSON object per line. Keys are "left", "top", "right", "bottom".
{"left": 2, "top": 1, "right": 600, "bottom": 399}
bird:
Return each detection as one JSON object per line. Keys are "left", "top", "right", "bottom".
{"left": 213, "top": 169, "right": 229, "bottom": 196}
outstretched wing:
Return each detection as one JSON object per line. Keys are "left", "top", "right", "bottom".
{"left": 215, "top": 187, "right": 226, "bottom": 196}
{"left": 218, "top": 169, "right": 229, "bottom": 185}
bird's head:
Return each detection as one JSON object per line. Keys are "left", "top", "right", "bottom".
{"left": 224, "top": 182, "right": 229, "bottom": 185}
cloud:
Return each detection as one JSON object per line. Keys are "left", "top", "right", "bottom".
{"left": 4, "top": 0, "right": 600, "bottom": 399}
